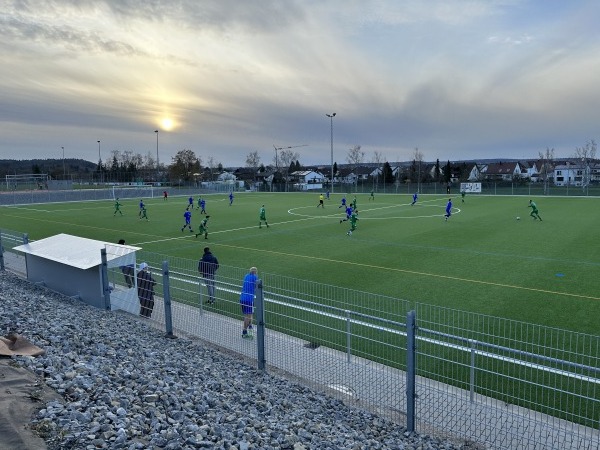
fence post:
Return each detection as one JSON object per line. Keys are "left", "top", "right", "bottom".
{"left": 346, "top": 310, "right": 352, "bottom": 364}
{"left": 100, "top": 249, "right": 111, "bottom": 310}
{"left": 0, "top": 232, "right": 4, "bottom": 271}
{"left": 406, "top": 310, "right": 416, "bottom": 433}
{"left": 470, "top": 341, "right": 476, "bottom": 402}
{"left": 162, "top": 261, "right": 177, "bottom": 339}
{"left": 198, "top": 277, "right": 205, "bottom": 315}
{"left": 256, "top": 278, "right": 266, "bottom": 372}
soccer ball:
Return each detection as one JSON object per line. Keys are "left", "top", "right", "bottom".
{"left": 347, "top": 230, "right": 352, "bottom": 236}
{"left": 516, "top": 217, "right": 520, "bottom": 220}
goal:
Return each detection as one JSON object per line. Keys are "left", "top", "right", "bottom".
{"left": 111, "top": 184, "right": 155, "bottom": 200}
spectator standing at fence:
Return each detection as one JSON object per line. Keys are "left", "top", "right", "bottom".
{"left": 137, "top": 262, "right": 156, "bottom": 318}
{"left": 117, "top": 239, "right": 134, "bottom": 288}
{"left": 199, "top": 247, "right": 219, "bottom": 304}
{"left": 195, "top": 215, "right": 210, "bottom": 239}
{"left": 240, "top": 267, "right": 258, "bottom": 338}
{"left": 259, "top": 205, "right": 269, "bottom": 228}
{"left": 181, "top": 210, "right": 193, "bottom": 232}
{"left": 113, "top": 198, "right": 123, "bottom": 216}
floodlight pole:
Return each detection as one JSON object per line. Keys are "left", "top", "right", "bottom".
{"left": 154, "top": 130, "right": 159, "bottom": 181}
{"left": 326, "top": 113, "right": 336, "bottom": 193}
{"left": 62, "top": 146, "right": 65, "bottom": 178}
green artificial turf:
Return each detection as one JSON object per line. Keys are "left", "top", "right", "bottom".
{"left": 2, "top": 191, "right": 598, "bottom": 335}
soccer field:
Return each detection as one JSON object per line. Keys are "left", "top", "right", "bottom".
{"left": 1, "top": 191, "right": 599, "bottom": 336}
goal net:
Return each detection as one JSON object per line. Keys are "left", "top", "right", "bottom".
{"left": 5, "top": 174, "right": 49, "bottom": 191}
{"left": 112, "top": 184, "right": 155, "bottom": 200}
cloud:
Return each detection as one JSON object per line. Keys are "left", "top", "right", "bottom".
{"left": 1, "top": 1, "right": 599, "bottom": 166}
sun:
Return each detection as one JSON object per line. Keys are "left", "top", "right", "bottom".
{"left": 161, "top": 117, "right": 174, "bottom": 131}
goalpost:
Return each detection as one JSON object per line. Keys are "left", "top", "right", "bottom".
{"left": 5, "top": 174, "right": 49, "bottom": 190}
{"left": 111, "top": 184, "right": 155, "bottom": 200}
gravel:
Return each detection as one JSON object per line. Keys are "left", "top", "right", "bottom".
{"left": 0, "top": 270, "right": 467, "bottom": 449}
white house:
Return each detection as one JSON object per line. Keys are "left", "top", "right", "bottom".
{"left": 217, "top": 171, "right": 237, "bottom": 182}
{"left": 467, "top": 163, "right": 486, "bottom": 181}
{"left": 291, "top": 170, "right": 324, "bottom": 190}
{"left": 554, "top": 163, "right": 586, "bottom": 186}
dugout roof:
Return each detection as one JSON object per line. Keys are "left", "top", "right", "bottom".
{"left": 13, "top": 233, "right": 140, "bottom": 270}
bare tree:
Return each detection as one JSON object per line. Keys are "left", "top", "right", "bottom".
{"left": 246, "top": 151, "right": 260, "bottom": 169}
{"left": 371, "top": 150, "right": 384, "bottom": 188}
{"left": 371, "top": 150, "right": 384, "bottom": 165}
{"left": 143, "top": 152, "right": 156, "bottom": 170}
{"left": 538, "top": 147, "right": 555, "bottom": 195}
{"left": 346, "top": 145, "right": 364, "bottom": 188}
{"left": 205, "top": 156, "right": 219, "bottom": 181}
{"left": 278, "top": 149, "right": 300, "bottom": 192}
{"left": 413, "top": 147, "right": 424, "bottom": 193}
{"left": 346, "top": 145, "right": 365, "bottom": 167}
{"left": 574, "top": 140, "right": 597, "bottom": 190}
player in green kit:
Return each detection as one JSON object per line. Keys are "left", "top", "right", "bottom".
{"left": 195, "top": 216, "right": 210, "bottom": 239}
{"left": 347, "top": 210, "right": 359, "bottom": 235}
{"left": 259, "top": 205, "right": 269, "bottom": 228}
{"left": 528, "top": 200, "right": 542, "bottom": 221}
{"left": 113, "top": 198, "right": 123, "bottom": 216}
{"left": 139, "top": 205, "right": 149, "bottom": 221}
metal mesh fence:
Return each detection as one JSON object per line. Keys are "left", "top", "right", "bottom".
{"left": 0, "top": 187, "right": 232, "bottom": 206}
{"left": 259, "top": 273, "right": 412, "bottom": 420}
{"left": 413, "top": 303, "right": 600, "bottom": 449}
{"left": 0, "top": 228, "right": 27, "bottom": 275}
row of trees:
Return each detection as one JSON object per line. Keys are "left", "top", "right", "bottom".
{"left": 92, "top": 139, "right": 596, "bottom": 186}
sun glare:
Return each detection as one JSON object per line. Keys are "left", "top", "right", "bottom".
{"left": 161, "top": 118, "right": 174, "bottom": 131}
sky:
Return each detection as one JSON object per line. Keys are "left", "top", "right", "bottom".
{"left": 2, "top": 0, "right": 600, "bottom": 168}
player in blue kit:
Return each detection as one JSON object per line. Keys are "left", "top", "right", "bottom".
{"left": 181, "top": 210, "right": 193, "bottom": 232}
{"left": 444, "top": 198, "right": 452, "bottom": 221}
{"left": 338, "top": 196, "right": 347, "bottom": 209}
{"left": 340, "top": 205, "right": 353, "bottom": 223}
{"left": 186, "top": 196, "right": 194, "bottom": 211}
{"left": 229, "top": 192, "right": 234, "bottom": 206}
{"left": 411, "top": 192, "right": 418, "bottom": 206}
{"left": 199, "top": 198, "right": 206, "bottom": 214}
